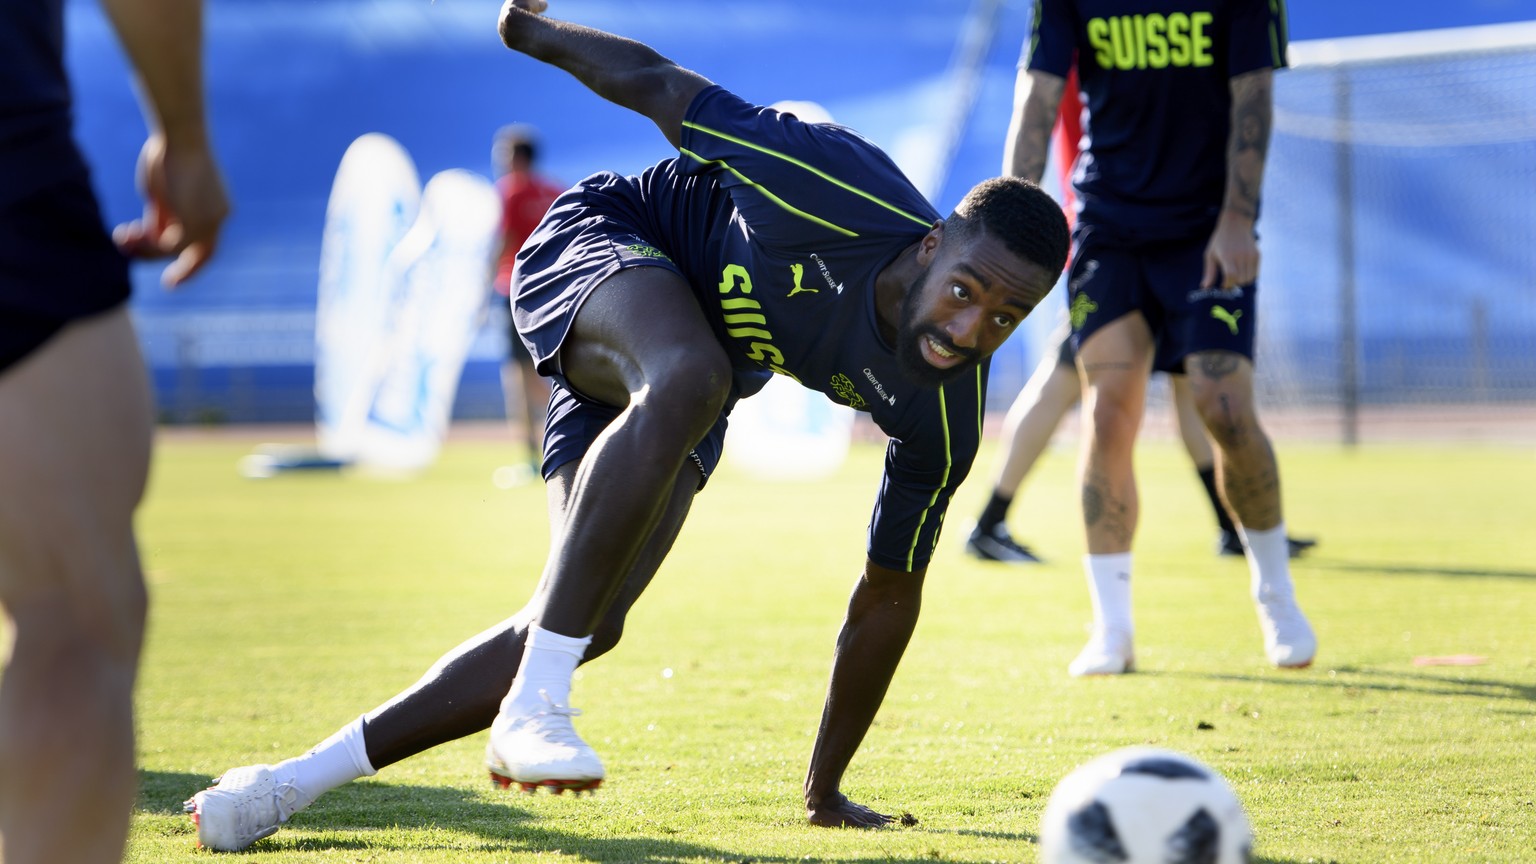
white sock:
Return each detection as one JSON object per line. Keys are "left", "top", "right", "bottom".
{"left": 501, "top": 625, "right": 592, "bottom": 714}
{"left": 273, "top": 715, "right": 376, "bottom": 804}
{"left": 1240, "top": 522, "right": 1295, "bottom": 602}
{"left": 1083, "top": 553, "right": 1134, "bottom": 636}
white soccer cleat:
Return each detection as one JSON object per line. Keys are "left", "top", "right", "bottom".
{"left": 1256, "top": 588, "right": 1317, "bottom": 668}
{"left": 183, "top": 764, "right": 313, "bottom": 852}
{"left": 486, "top": 690, "right": 605, "bottom": 794}
{"left": 1068, "top": 628, "right": 1135, "bottom": 677}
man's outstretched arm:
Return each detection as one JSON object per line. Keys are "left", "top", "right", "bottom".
{"left": 497, "top": 0, "right": 713, "bottom": 150}
{"left": 804, "top": 560, "right": 926, "bottom": 828}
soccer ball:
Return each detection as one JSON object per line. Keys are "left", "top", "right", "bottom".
{"left": 1040, "top": 747, "right": 1253, "bottom": 864}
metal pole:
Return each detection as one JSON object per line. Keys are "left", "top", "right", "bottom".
{"left": 1335, "top": 68, "right": 1359, "bottom": 447}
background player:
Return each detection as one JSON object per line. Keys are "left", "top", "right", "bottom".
{"left": 184, "top": 0, "right": 1069, "bottom": 851}
{"left": 1005, "top": 0, "right": 1316, "bottom": 676}
{"left": 488, "top": 123, "right": 561, "bottom": 481}
{"left": 968, "top": 71, "right": 1314, "bottom": 565}
{"left": 0, "top": 0, "right": 229, "bottom": 861}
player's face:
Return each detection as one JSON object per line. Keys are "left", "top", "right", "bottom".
{"left": 896, "top": 227, "right": 1056, "bottom": 388}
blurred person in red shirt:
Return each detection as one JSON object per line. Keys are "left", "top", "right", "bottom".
{"left": 490, "top": 124, "right": 563, "bottom": 480}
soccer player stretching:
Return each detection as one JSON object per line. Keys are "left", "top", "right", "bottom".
{"left": 185, "top": 0, "right": 1069, "bottom": 850}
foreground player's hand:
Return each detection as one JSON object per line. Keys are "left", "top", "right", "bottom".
{"left": 113, "top": 132, "right": 230, "bottom": 288}
{"left": 806, "top": 791, "right": 896, "bottom": 829}
{"left": 1201, "top": 210, "right": 1259, "bottom": 290}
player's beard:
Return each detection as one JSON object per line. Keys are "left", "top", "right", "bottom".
{"left": 895, "top": 275, "right": 981, "bottom": 389}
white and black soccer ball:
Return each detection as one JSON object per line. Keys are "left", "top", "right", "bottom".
{"left": 1040, "top": 747, "right": 1253, "bottom": 864}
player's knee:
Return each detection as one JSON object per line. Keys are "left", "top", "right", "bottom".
{"left": 11, "top": 582, "right": 146, "bottom": 678}
{"left": 1086, "top": 390, "right": 1141, "bottom": 449}
{"left": 1188, "top": 385, "right": 1260, "bottom": 447}
{"left": 5, "top": 518, "right": 145, "bottom": 633}
{"left": 641, "top": 343, "right": 732, "bottom": 437}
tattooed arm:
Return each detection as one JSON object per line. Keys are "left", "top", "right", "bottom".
{"left": 1202, "top": 68, "right": 1273, "bottom": 290}
{"left": 1002, "top": 69, "right": 1066, "bottom": 183}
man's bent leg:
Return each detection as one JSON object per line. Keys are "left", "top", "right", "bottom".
{"left": 1185, "top": 351, "right": 1315, "bottom": 668}
{"left": 368, "top": 456, "right": 698, "bottom": 769}
{"left": 489, "top": 267, "right": 730, "bottom": 789}
{"left": 187, "top": 459, "right": 700, "bottom": 849}
{"left": 0, "top": 309, "right": 151, "bottom": 864}
{"left": 1068, "top": 315, "right": 1153, "bottom": 676}
{"left": 523, "top": 267, "right": 730, "bottom": 639}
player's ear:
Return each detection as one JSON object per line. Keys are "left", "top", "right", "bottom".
{"left": 918, "top": 220, "right": 945, "bottom": 263}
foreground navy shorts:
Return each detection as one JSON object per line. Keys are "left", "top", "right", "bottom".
{"left": 1, "top": 173, "right": 131, "bottom": 372}
{"left": 514, "top": 176, "right": 733, "bottom": 489}
{"left": 1066, "top": 224, "right": 1257, "bottom": 374}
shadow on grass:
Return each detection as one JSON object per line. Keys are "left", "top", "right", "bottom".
{"left": 946, "top": 828, "right": 1309, "bottom": 864}
{"left": 141, "top": 770, "right": 1067, "bottom": 863}
{"left": 1151, "top": 665, "right": 1536, "bottom": 705}
{"left": 1303, "top": 559, "right": 1536, "bottom": 581}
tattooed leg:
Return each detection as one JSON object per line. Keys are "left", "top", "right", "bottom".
{"left": 1186, "top": 351, "right": 1282, "bottom": 531}
{"left": 1076, "top": 316, "right": 1155, "bottom": 554}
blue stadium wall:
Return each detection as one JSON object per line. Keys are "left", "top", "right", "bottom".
{"left": 63, "top": 0, "right": 1536, "bottom": 423}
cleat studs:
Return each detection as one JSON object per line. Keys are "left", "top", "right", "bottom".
{"left": 489, "top": 775, "right": 603, "bottom": 795}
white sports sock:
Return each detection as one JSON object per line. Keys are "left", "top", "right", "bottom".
{"left": 1083, "top": 553, "right": 1134, "bottom": 636}
{"left": 274, "top": 715, "right": 376, "bottom": 804}
{"left": 1239, "top": 522, "right": 1295, "bottom": 601}
{"left": 501, "top": 625, "right": 592, "bottom": 714}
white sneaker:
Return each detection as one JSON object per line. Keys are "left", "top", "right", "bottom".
{"left": 1256, "top": 589, "right": 1317, "bottom": 668}
{"left": 183, "top": 764, "right": 313, "bottom": 852}
{"left": 486, "top": 690, "right": 605, "bottom": 794}
{"left": 1068, "top": 629, "right": 1135, "bottom": 677}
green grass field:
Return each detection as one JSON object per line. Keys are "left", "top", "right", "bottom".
{"left": 119, "top": 433, "right": 1534, "bottom": 862}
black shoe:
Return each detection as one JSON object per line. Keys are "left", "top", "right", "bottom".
{"left": 965, "top": 524, "right": 1043, "bottom": 564}
{"left": 1286, "top": 536, "right": 1319, "bottom": 557}
{"left": 1218, "top": 529, "right": 1319, "bottom": 559}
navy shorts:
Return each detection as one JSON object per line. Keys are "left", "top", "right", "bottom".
{"left": 513, "top": 176, "right": 734, "bottom": 488}
{"left": 1066, "top": 224, "right": 1257, "bottom": 374}
{"left": 491, "top": 296, "right": 533, "bottom": 365}
{"left": 1, "top": 173, "right": 131, "bottom": 373}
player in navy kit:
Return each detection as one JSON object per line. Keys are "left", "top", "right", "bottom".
{"left": 1, "top": 0, "right": 228, "bottom": 862}
{"left": 186, "top": 0, "right": 1070, "bottom": 850}
{"left": 1005, "top": 0, "right": 1316, "bottom": 676}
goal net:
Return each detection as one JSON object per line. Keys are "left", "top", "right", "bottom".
{"left": 1252, "top": 22, "right": 1536, "bottom": 442}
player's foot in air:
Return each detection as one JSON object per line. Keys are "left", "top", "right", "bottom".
{"left": 965, "top": 523, "right": 1043, "bottom": 564}
{"left": 1218, "top": 529, "right": 1318, "bottom": 558}
{"left": 184, "top": 764, "right": 314, "bottom": 852}
{"left": 487, "top": 690, "right": 605, "bottom": 794}
{"left": 1068, "top": 628, "right": 1135, "bottom": 677}
{"left": 1255, "top": 587, "right": 1317, "bottom": 668}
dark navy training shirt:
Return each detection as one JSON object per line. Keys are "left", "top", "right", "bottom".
{"left": 1, "top": 0, "right": 88, "bottom": 207}
{"left": 628, "top": 85, "right": 985, "bottom": 572}
{"left": 1026, "top": 0, "right": 1288, "bottom": 237}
